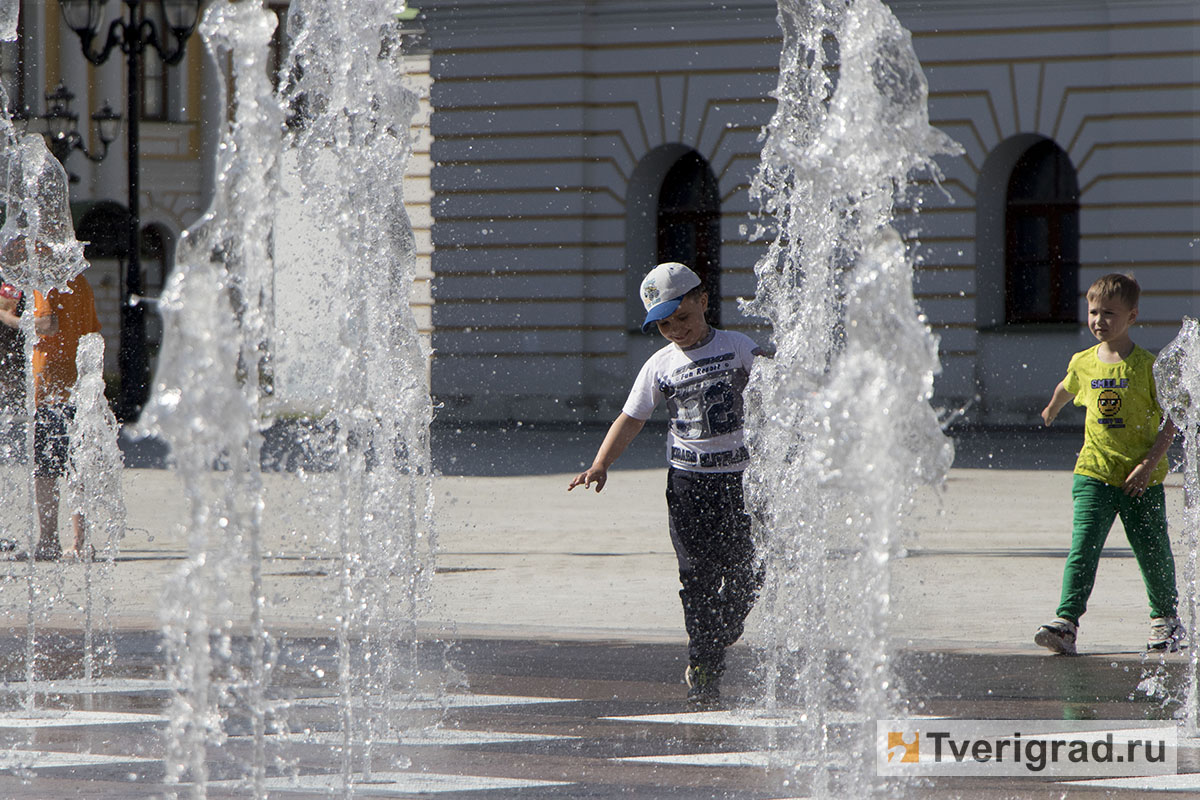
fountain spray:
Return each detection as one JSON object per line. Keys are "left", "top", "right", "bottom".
{"left": 280, "top": 0, "right": 438, "bottom": 791}
{"left": 0, "top": 77, "right": 120, "bottom": 712}
{"left": 137, "top": 2, "right": 283, "bottom": 796}
{"left": 1153, "top": 319, "right": 1200, "bottom": 737}
{"left": 744, "top": 1, "right": 960, "bottom": 796}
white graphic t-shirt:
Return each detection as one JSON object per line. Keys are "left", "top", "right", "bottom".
{"left": 622, "top": 329, "right": 760, "bottom": 473}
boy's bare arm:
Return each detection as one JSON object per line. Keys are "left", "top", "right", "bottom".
{"left": 1041, "top": 381, "right": 1075, "bottom": 426}
{"left": 1122, "top": 417, "right": 1177, "bottom": 497}
{"left": 568, "top": 412, "right": 646, "bottom": 493}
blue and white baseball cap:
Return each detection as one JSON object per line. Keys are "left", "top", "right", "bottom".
{"left": 639, "top": 262, "right": 702, "bottom": 333}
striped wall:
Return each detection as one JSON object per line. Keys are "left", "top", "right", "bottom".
{"left": 424, "top": 0, "right": 1200, "bottom": 424}
{"left": 896, "top": 0, "right": 1200, "bottom": 422}
{"left": 424, "top": 1, "right": 780, "bottom": 421}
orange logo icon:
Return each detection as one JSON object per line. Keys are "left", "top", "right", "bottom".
{"left": 887, "top": 731, "right": 919, "bottom": 763}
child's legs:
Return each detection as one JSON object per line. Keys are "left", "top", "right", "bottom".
{"left": 1057, "top": 476, "right": 1119, "bottom": 624}
{"left": 666, "top": 468, "right": 758, "bottom": 669}
{"left": 1118, "top": 484, "right": 1177, "bottom": 619}
{"left": 666, "top": 471, "right": 724, "bottom": 668}
{"left": 709, "top": 473, "right": 761, "bottom": 650}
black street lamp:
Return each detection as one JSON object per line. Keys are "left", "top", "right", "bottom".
{"left": 57, "top": 0, "right": 201, "bottom": 421}
{"left": 12, "top": 82, "right": 122, "bottom": 182}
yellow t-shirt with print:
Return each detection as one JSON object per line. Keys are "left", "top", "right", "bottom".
{"left": 1063, "top": 344, "right": 1168, "bottom": 488}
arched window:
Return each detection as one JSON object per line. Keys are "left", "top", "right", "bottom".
{"left": 625, "top": 146, "right": 722, "bottom": 333}
{"left": 1004, "top": 140, "right": 1079, "bottom": 324}
{"left": 656, "top": 151, "right": 721, "bottom": 327}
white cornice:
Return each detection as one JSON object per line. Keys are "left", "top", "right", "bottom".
{"left": 418, "top": 0, "right": 1200, "bottom": 37}
{"left": 887, "top": 0, "right": 1197, "bottom": 9}
{"left": 419, "top": 0, "right": 779, "bottom": 34}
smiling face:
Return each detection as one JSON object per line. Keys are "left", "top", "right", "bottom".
{"left": 655, "top": 291, "right": 710, "bottom": 348}
{"left": 1086, "top": 295, "right": 1137, "bottom": 346}
{"left": 1097, "top": 389, "right": 1122, "bottom": 417}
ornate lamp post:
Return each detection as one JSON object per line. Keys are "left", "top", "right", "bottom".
{"left": 57, "top": 0, "right": 201, "bottom": 421}
{"left": 13, "top": 82, "right": 121, "bottom": 182}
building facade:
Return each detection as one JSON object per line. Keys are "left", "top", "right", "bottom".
{"left": 8, "top": 1, "right": 1198, "bottom": 426}
{"left": 4, "top": 1, "right": 216, "bottom": 391}
{"left": 904, "top": 0, "right": 1200, "bottom": 423}
{"left": 4, "top": 1, "right": 435, "bottom": 417}
{"left": 421, "top": 0, "right": 1199, "bottom": 425}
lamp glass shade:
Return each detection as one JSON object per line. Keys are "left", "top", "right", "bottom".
{"left": 46, "top": 109, "right": 76, "bottom": 140}
{"left": 92, "top": 102, "right": 122, "bottom": 144}
{"left": 58, "top": 0, "right": 106, "bottom": 36}
{"left": 159, "top": 0, "right": 200, "bottom": 33}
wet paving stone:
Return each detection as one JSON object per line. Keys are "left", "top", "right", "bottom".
{"left": 0, "top": 635, "right": 1194, "bottom": 797}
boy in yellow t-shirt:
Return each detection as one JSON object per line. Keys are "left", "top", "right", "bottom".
{"left": 1035, "top": 273, "right": 1180, "bottom": 655}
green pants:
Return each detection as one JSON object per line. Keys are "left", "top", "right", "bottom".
{"left": 1057, "top": 475, "right": 1177, "bottom": 624}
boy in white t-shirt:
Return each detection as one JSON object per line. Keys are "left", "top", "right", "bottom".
{"left": 569, "top": 262, "right": 764, "bottom": 705}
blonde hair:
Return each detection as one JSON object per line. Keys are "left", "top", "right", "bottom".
{"left": 1086, "top": 273, "right": 1140, "bottom": 309}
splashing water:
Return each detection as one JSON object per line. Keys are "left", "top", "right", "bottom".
{"left": 743, "top": 1, "right": 961, "bottom": 796}
{"left": 136, "top": 3, "right": 283, "bottom": 794}
{"left": 1153, "top": 318, "right": 1200, "bottom": 737}
{"left": 137, "top": 1, "right": 438, "bottom": 797}
{"left": 0, "top": 42, "right": 123, "bottom": 716}
{"left": 0, "top": 0, "right": 15, "bottom": 42}
{"left": 67, "top": 332, "right": 126, "bottom": 683}
{"left": 281, "top": 1, "right": 439, "bottom": 787}
{"left": 0, "top": 136, "right": 88, "bottom": 294}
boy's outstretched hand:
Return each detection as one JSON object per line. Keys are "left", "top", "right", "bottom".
{"left": 568, "top": 465, "right": 607, "bottom": 493}
{"left": 569, "top": 413, "right": 644, "bottom": 494}
{"left": 1042, "top": 381, "right": 1074, "bottom": 427}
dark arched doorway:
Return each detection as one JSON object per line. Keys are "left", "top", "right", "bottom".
{"left": 140, "top": 223, "right": 175, "bottom": 382}
{"left": 74, "top": 200, "right": 131, "bottom": 261}
{"left": 656, "top": 151, "right": 721, "bottom": 327}
{"left": 626, "top": 146, "right": 723, "bottom": 333}
{"left": 73, "top": 201, "right": 131, "bottom": 403}
{"left": 1004, "top": 139, "right": 1080, "bottom": 325}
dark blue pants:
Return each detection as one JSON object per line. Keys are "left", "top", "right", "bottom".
{"left": 666, "top": 467, "right": 761, "bottom": 672}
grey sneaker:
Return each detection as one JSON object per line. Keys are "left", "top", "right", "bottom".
{"left": 1034, "top": 617, "right": 1078, "bottom": 655}
{"left": 685, "top": 664, "right": 721, "bottom": 706}
{"left": 1147, "top": 617, "right": 1186, "bottom": 652}
{"left": 33, "top": 539, "right": 62, "bottom": 562}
